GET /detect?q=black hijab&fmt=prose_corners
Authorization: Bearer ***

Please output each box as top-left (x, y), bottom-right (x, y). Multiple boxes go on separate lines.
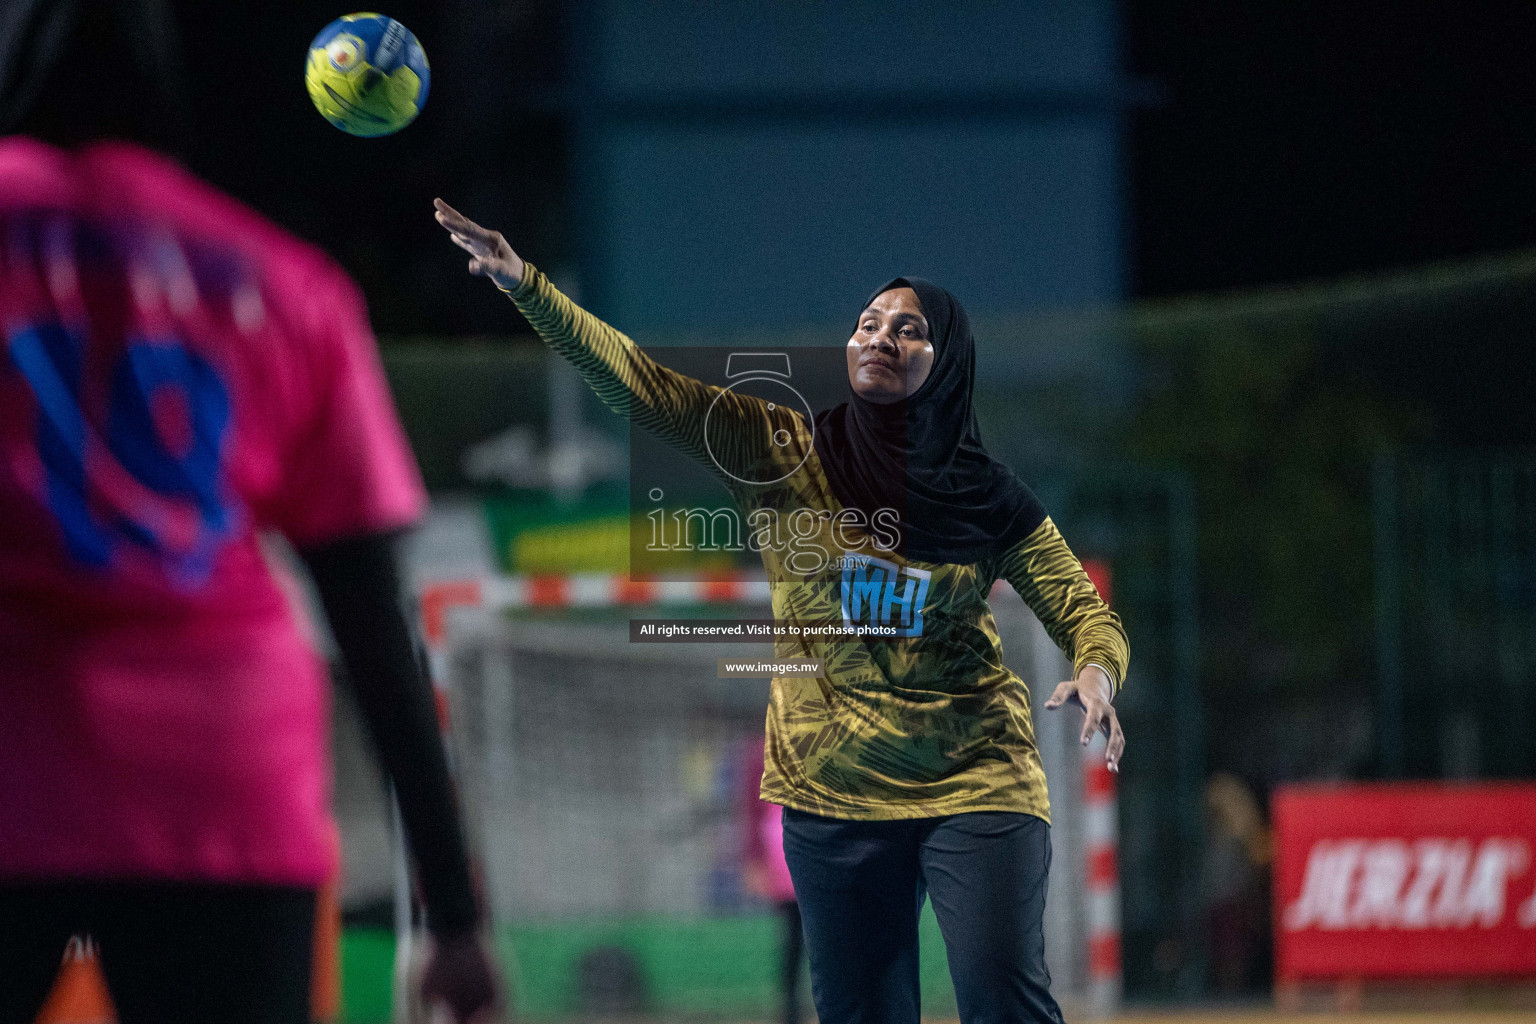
top-left (812, 277), bottom-right (1046, 564)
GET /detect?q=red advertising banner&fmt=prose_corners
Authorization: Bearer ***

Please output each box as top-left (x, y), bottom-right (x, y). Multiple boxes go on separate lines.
top-left (1273, 783), bottom-right (1536, 980)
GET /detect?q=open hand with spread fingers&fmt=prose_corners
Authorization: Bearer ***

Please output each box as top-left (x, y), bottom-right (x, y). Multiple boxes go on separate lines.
top-left (433, 198), bottom-right (525, 292)
top-left (1044, 665), bottom-right (1125, 773)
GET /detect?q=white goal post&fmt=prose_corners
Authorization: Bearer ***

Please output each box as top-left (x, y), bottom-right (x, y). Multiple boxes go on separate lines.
top-left (400, 573), bottom-right (1120, 1019)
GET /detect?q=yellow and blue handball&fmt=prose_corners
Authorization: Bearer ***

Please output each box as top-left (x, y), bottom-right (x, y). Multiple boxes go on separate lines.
top-left (305, 13), bottom-right (429, 137)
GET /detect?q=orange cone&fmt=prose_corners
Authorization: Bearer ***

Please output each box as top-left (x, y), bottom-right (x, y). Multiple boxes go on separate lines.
top-left (32, 886), bottom-right (339, 1024)
top-left (33, 937), bottom-right (116, 1024)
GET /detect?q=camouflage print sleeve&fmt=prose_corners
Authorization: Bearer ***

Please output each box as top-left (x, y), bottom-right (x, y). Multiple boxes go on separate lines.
top-left (994, 517), bottom-right (1130, 694)
top-left (504, 263), bottom-right (802, 485)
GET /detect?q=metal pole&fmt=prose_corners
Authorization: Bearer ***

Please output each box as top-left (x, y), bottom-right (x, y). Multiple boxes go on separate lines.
top-left (391, 792), bottom-right (413, 1023)
top-left (1371, 453), bottom-right (1404, 777)
top-left (1488, 463), bottom-right (1516, 776)
top-left (548, 356), bottom-right (586, 503)
top-left (1167, 472), bottom-right (1204, 997)
top-left (1083, 736), bottom-right (1122, 1019)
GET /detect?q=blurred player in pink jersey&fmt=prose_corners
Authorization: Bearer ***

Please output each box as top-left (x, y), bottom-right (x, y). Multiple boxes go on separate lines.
top-left (739, 740), bottom-right (804, 1024)
top-left (0, 2), bottom-right (500, 1021)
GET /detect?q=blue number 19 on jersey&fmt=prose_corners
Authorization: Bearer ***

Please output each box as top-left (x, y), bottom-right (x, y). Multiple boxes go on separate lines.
top-left (6, 320), bottom-right (238, 587)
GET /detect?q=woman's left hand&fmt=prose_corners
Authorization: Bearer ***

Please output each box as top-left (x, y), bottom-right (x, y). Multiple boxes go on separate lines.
top-left (1044, 666), bottom-right (1125, 773)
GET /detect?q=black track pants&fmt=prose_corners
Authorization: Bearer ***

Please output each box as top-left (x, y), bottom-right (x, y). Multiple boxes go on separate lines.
top-left (781, 808), bottom-right (1066, 1024)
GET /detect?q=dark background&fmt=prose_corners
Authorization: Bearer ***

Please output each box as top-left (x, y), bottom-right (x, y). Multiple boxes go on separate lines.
top-left (1130, 1), bottom-right (1536, 298)
top-left (1128, 1), bottom-right (1536, 450)
top-left (169, 1), bottom-right (1536, 443)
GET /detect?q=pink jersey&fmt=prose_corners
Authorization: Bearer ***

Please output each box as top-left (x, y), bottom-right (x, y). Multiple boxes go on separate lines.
top-left (0, 139), bottom-right (426, 887)
top-left (741, 740), bottom-right (795, 902)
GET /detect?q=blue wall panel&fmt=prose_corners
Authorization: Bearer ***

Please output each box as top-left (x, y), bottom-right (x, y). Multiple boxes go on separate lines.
top-left (570, 1), bottom-right (1127, 333)
top-left (589, 0), bottom-right (1118, 93)
top-left (599, 118), bottom-right (1122, 331)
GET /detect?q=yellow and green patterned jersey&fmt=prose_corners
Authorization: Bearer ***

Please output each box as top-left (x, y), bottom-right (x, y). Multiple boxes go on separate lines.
top-left (506, 265), bottom-right (1129, 823)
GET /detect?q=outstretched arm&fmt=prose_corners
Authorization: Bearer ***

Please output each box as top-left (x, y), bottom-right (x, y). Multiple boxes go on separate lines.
top-left (994, 518), bottom-right (1129, 772)
top-left (434, 199), bottom-right (800, 484)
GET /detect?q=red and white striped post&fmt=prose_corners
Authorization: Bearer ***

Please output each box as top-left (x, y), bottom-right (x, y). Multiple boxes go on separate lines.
top-left (1083, 740), bottom-right (1121, 1017)
top-left (418, 572), bottom-right (773, 669)
top-left (1078, 558), bottom-right (1121, 1019)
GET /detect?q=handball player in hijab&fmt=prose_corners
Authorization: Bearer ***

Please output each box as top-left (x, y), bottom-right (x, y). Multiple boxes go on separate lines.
top-left (437, 200), bottom-right (1129, 1024)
